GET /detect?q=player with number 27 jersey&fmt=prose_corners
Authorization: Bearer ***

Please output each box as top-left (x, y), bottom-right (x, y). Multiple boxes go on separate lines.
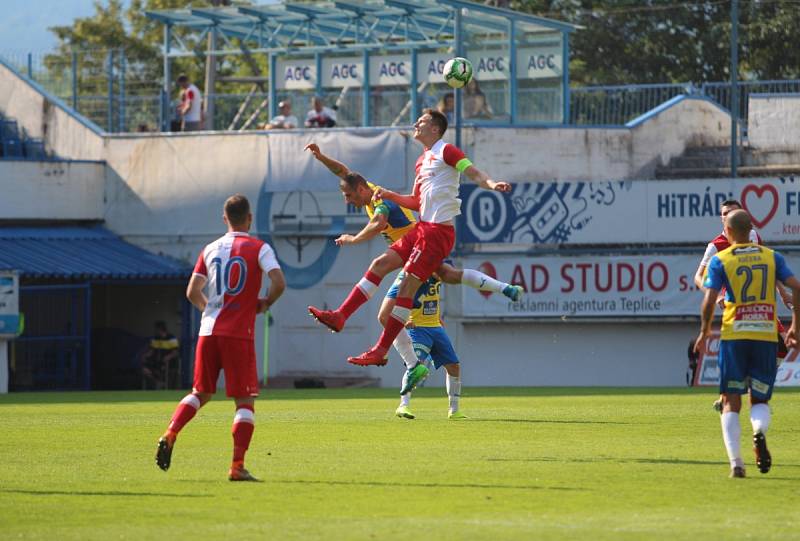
top-left (705, 243), bottom-right (792, 342)
top-left (193, 232), bottom-right (280, 339)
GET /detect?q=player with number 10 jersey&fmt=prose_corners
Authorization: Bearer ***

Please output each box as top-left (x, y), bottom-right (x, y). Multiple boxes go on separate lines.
top-left (192, 231), bottom-right (281, 396)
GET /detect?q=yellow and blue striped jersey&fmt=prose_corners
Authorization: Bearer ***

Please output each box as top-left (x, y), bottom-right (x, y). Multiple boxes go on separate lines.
top-left (410, 275), bottom-right (442, 328)
top-left (704, 243), bottom-right (794, 341)
top-left (365, 181), bottom-right (415, 244)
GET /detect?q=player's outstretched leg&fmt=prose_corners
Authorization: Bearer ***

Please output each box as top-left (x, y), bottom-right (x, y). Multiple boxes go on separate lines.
top-left (309, 271), bottom-right (382, 333)
top-left (440, 265), bottom-right (524, 302)
top-left (349, 296), bottom-right (414, 366)
top-left (750, 402), bottom-right (772, 474)
top-left (156, 393), bottom-right (204, 471)
top-left (229, 402), bottom-right (261, 481)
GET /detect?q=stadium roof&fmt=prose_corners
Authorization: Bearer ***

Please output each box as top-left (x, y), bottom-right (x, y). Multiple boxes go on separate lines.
top-left (0, 226), bottom-right (190, 281)
top-left (146, 0), bottom-right (578, 56)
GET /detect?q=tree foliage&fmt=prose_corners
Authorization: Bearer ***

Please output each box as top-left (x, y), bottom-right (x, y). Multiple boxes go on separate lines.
top-left (510, 0), bottom-right (800, 85)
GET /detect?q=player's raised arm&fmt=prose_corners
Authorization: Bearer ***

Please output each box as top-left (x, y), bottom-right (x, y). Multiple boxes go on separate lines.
top-left (373, 182), bottom-right (421, 212)
top-left (336, 212), bottom-right (389, 246)
top-left (305, 143), bottom-right (350, 179)
top-left (462, 165), bottom-right (511, 192)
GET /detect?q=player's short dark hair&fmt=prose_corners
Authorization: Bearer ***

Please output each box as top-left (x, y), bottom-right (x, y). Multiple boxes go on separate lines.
top-left (721, 199), bottom-right (742, 209)
top-left (423, 108), bottom-right (448, 136)
top-left (224, 194), bottom-right (250, 226)
top-left (726, 208), bottom-right (752, 235)
top-left (343, 172), bottom-right (368, 190)
top-left (176, 74), bottom-right (188, 84)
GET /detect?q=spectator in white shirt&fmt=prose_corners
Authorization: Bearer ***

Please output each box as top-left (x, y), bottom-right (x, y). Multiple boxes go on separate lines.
top-left (305, 96), bottom-right (337, 128)
top-left (264, 100), bottom-right (299, 130)
top-left (176, 74), bottom-right (203, 131)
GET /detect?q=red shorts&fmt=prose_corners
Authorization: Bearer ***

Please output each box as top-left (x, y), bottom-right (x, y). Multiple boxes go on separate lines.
top-left (390, 221), bottom-right (455, 282)
top-left (193, 335), bottom-right (259, 397)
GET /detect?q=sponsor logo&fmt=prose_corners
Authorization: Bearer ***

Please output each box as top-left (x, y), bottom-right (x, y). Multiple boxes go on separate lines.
top-left (741, 183), bottom-right (779, 229)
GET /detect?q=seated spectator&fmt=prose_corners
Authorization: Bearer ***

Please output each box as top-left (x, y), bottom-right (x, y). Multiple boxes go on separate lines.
top-left (464, 79), bottom-right (493, 119)
top-left (437, 93), bottom-right (454, 124)
top-left (264, 100), bottom-right (299, 130)
top-left (142, 321), bottom-right (180, 389)
top-left (305, 96), bottom-right (337, 128)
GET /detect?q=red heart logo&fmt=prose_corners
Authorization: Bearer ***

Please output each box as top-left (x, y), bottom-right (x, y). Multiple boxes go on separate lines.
top-left (741, 184), bottom-right (779, 229)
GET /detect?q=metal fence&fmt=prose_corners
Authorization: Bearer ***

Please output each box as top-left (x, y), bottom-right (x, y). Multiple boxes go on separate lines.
top-left (4, 49), bottom-right (800, 132)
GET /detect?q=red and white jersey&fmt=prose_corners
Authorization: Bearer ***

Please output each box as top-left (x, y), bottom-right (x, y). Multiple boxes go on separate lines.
top-left (699, 229), bottom-right (761, 268)
top-left (414, 139), bottom-right (469, 223)
top-left (192, 232), bottom-right (280, 340)
top-left (181, 83), bottom-right (202, 122)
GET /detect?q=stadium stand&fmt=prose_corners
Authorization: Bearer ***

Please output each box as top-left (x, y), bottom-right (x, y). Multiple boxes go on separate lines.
top-left (0, 110), bottom-right (48, 160)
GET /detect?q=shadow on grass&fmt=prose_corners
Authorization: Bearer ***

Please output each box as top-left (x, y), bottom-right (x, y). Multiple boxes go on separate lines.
top-left (1, 488), bottom-right (211, 498)
top-left (470, 418), bottom-right (632, 425)
top-left (486, 456), bottom-right (800, 468)
top-left (271, 478), bottom-right (585, 492)
top-left (3, 387), bottom-right (800, 405)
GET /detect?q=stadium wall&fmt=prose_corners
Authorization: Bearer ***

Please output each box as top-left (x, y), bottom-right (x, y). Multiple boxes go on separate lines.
top-left (0, 160), bottom-right (105, 220)
top-left (748, 94), bottom-right (800, 151)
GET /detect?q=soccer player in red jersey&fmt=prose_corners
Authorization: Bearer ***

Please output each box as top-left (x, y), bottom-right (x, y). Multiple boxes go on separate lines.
top-left (308, 109), bottom-right (511, 366)
top-left (156, 194), bottom-right (285, 482)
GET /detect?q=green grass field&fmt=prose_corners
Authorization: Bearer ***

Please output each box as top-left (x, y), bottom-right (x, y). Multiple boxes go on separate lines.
top-left (1, 387), bottom-right (799, 540)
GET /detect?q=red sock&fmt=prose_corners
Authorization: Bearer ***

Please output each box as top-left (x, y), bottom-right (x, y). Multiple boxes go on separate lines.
top-left (339, 271), bottom-right (382, 318)
top-left (377, 297), bottom-right (413, 350)
top-left (232, 404), bottom-right (255, 465)
top-left (167, 394), bottom-right (201, 435)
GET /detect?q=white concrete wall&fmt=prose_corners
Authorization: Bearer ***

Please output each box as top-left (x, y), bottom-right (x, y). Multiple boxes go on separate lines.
top-left (468, 96), bottom-right (732, 182)
top-left (748, 94), bottom-right (800, 151)
top-left (0, 160), bottom-right (105, 220)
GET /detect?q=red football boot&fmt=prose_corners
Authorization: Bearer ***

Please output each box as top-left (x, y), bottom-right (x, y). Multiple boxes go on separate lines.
top-left (348, 346), bottom-right (389, 366)
top-left (308, 306), bottom-right (345, 333)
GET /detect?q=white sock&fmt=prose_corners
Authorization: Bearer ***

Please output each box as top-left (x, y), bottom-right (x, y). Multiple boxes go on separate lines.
top-left (399, 392), bottom-right (411, 407)
top-left (393, 330), bottom-right (418, 369)
top-left (461, 269), bottom-right (507, 294)
top-left (750, 403), bottom-right (771, 435)
top-left (446, 373), bottom-right (461, 413)
top-left (721, 411), bottom-right (743, 468)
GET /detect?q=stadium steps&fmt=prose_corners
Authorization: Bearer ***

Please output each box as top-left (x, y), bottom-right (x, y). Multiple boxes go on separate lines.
top-left (0, 112), bottom-right (50, 160)
top-left (265, 372), bottom-right (381, 389)
top-left (656, 146), bottom-right (800, 178)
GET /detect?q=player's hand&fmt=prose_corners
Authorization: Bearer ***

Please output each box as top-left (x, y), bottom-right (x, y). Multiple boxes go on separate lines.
top-left (787, 324), bottom-right (799, 349)
top-left (256, 298), bottom-right (271, 314)
top-left (404, 321), bottom-right (416, 329)
top-left (716, 294), bottom-right (726, 310)
top-left (372, 186), bottom-right (392, 202)
top-left (488, 180), bottom-right (512, 193)
top-left (335, 234), bottom-right (355, 246)
top-left (693, 332), bottom-right (708, 358)
top-left (304, 143), bottom-right (321, 158)
top-left (781, 290), bottom-right (794, 309)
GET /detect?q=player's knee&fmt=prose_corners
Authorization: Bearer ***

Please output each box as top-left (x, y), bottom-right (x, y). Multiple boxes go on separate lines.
top-left (194, 392), bottom-right (212, 406)
top-left (438, 267), bottom-right (459, 284)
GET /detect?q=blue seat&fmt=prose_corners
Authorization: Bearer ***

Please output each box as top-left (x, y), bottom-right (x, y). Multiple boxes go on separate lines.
top-left (2, 137), bottom-right (23, 157)
top-left (23, 139), bottom-right (46, 159)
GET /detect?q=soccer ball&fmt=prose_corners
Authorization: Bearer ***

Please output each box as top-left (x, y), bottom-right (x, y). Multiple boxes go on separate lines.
top-left (443, 57), bottom-right (473, 89)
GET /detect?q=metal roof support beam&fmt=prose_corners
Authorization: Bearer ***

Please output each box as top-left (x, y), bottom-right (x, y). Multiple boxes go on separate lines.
top-left (454, 6), bottom-right (462, 149)
top-left (509, 18), bottom-right (517, 125)
top-left (562, 32), bottom-right (570, 124)
top-left (362, 49), bottom-right (370, 127)
top-left (161, 23), bottom-right (171, 132)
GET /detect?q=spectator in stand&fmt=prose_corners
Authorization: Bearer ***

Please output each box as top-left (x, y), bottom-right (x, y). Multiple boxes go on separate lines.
top-left (437, 93), bottom-right (454, 124)
top-left (142, 321), bottom-right (180, 389)
top-left (264, 100), bottom-right (299, 130)
top-left (305, 96), bottom-right (337, 128)
top-left (464, 79), bottom-right (493, 119)
top-left (176, 74), bottom-right (203, 131)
